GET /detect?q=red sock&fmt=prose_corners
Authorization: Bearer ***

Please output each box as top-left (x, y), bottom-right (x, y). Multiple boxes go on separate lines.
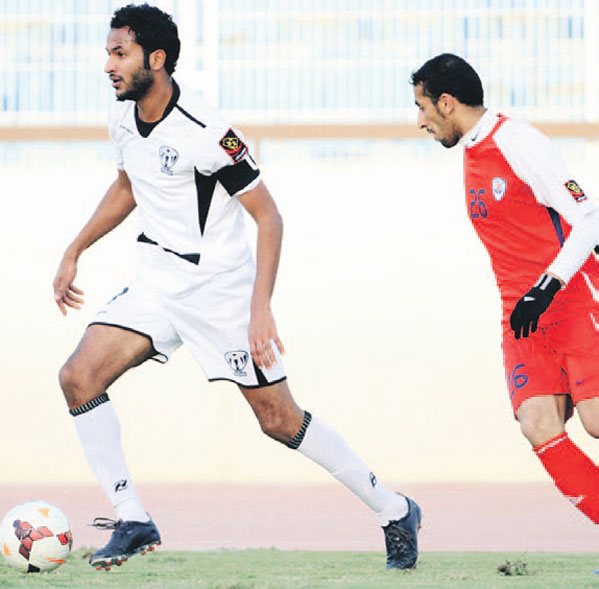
top-left (534, 432), bottom-right (599, 523)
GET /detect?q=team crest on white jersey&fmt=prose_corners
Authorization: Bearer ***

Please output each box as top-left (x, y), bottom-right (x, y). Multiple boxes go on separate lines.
top-left (225, 351), bottom-right (249, 376)
top-left (159, 145), bottom-right (179, 175)
top-left (565, 179), bottom-right (587, 203)
top-left (492, 177), bottom-right (507, 201)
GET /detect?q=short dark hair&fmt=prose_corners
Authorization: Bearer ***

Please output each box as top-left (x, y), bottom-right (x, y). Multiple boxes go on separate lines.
top-left (411, 53), bottom-right (484, 107)
top-left (111, 3), bottom-right (180, 75)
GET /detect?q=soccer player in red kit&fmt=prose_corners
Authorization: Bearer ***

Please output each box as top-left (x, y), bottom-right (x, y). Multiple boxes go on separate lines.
top-left (411, 53), bottom-right (599, 524)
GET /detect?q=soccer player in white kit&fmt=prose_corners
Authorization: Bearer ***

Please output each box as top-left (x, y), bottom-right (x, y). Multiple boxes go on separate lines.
top-left (53, 3), bottom-right (420, 570)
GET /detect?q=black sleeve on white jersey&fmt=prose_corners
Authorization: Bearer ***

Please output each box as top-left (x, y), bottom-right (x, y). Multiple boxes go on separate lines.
top-left (215, 159), bottom-right (260, 196)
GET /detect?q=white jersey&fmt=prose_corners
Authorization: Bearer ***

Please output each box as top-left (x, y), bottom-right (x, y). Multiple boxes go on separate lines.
top-left (108, 81), bottom-right (260, 275)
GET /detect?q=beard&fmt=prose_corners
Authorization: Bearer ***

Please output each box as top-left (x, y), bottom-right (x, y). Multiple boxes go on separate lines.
top-left (434, 112), bottom-right (461, 148)
top-left (439, 129), bottom-right (461, 148)
top-left (116, 66), bottom-right (154, 102)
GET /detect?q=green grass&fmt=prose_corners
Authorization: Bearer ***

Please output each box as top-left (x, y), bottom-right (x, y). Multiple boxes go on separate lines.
top-left (2, 549), bottom-right (599, 588)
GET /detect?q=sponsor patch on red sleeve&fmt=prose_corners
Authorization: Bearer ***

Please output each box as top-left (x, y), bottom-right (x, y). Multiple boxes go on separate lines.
top-left (219, 128), bottom-right (248, 163)
top-left (565, 180), bottom-right (587, 203)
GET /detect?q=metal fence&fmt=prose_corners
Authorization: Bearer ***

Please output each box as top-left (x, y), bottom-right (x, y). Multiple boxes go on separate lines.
top-left (1, 0), bottom-right (598, 126)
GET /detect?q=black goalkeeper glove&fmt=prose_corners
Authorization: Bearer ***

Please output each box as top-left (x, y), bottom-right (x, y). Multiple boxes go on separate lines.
top-left (509, 274), bottom-right (562, 340)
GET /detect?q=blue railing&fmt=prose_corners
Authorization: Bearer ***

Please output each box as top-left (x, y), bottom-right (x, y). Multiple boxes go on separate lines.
top-left (0, 0), bottom-right (596, 125)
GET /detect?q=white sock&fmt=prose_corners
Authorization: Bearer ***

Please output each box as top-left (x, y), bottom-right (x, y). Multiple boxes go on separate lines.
top-left (295, 414), bottom-right (408, 526)
top-left (71, 395), bottom-right (150, 523)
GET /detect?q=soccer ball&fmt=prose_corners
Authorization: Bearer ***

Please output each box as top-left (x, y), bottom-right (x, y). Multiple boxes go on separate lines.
top-left (0, 500), bottom-right (72, 573)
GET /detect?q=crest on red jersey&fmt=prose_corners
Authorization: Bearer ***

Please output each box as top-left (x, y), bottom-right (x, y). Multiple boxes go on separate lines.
top-left (492, 177), bottom-right (507, 201)
top-left (565, 180), bottom-right (587, 203)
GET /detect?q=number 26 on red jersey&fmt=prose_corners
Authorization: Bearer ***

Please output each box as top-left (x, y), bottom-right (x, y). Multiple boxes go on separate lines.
top-left (469, 188), bottom-right (488, 219)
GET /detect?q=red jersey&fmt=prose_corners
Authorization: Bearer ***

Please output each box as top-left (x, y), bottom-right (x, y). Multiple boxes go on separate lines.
top-left (462, 111), bottom-right (599, 331)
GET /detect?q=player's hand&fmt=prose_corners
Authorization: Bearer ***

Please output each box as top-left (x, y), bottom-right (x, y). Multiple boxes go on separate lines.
top-left (509, 274), bottom-right (562, 339)
top-left (248, 306), bottom-right (285, 371)
top-left (53, 254), bottom-right (84, 316)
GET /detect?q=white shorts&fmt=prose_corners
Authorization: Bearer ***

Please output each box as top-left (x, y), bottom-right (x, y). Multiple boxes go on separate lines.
top-left (90, 245), bottom-right (286, 388)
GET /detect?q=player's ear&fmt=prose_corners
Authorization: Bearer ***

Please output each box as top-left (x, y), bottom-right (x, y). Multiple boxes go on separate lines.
top-left (438, 93), bottom-right (457, 115)
top-left (149, 48), bottom-right (166, 71)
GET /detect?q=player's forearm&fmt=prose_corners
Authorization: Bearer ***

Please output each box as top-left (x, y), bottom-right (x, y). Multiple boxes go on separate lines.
top-left (65, 178), bottom-right (136, 260)
top-left (251, 211), bottom-right (283, 311)
top-left (546, 208), bottom-right (599, 284)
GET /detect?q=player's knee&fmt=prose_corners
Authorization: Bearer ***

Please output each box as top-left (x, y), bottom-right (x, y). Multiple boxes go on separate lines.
top-left (58, 361), bottom-right (74, 394)
top-left (258, 413), bottom-right (289, 443)
top-left (58, 360), bottom-right (98, 409)
top-left (255, 406), bottom-right (294, 444)
top-left (581, 421), bottom-right (599, 439)
top-left (519, 415), bottom-right (563, 447)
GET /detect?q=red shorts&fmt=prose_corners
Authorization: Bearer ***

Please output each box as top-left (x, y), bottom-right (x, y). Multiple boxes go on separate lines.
top-left (502, 311), bottom-right (599, 419)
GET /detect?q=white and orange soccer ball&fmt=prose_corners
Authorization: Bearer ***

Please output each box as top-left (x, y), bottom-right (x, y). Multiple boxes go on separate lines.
top-left (0, 500), bottom-right (72, 573)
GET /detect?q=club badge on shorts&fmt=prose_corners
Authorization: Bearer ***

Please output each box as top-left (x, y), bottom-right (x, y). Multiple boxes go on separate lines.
top-left (565, 180), bottom-right (587, 203)
top-left (225, 351), bottom-right (249, 376)
top-left (159, 145), bottom-right (179, 175)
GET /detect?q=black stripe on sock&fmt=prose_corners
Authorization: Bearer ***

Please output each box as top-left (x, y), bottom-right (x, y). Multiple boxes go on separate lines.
top-left (286, 410), bottom-right (312, 449)
top-left (69, 393), bottom-right (110, 417)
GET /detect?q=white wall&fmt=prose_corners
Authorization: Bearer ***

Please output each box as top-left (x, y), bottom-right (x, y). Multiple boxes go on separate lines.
top-left (1, 138), bottom-right (598, 485)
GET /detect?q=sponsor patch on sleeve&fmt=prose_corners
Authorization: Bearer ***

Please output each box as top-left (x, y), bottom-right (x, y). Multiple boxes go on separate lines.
top-left (219, 128), bottom-right (248, 163)
top-left (565, 180), bottom-right (587, 203)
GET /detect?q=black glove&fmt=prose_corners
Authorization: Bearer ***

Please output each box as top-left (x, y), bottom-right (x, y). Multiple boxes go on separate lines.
top-left (509, 274), bottom-right (562, 340)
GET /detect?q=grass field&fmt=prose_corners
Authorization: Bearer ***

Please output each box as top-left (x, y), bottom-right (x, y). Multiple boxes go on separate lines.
top-left (2, 549), bottom-right (599, 588)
